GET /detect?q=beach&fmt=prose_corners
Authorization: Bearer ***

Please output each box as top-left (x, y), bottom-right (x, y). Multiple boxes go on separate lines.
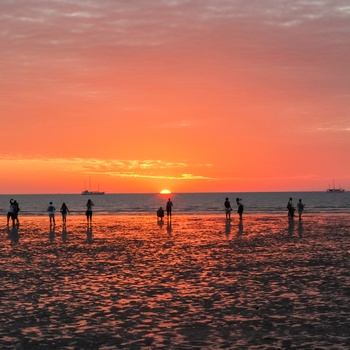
top-left (1, 214), bottom-right (349, 349)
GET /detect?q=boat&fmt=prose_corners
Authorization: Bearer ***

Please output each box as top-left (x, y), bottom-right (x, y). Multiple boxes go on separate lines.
top-left (81, 190), bottom-right (105, 195)
top-left (327, 180), bottom-right (345, 192)
top-left (81, 178), bottom-right (105, 195)
top-left (327, 188), bottom-right (345, 193)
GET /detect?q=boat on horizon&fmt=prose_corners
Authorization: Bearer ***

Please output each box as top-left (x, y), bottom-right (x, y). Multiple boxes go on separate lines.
top-left (81, 190), bottom-right (105, 195)
top-left (81, 178), bottom-right (105, 195)
top-left (327, 180), bottom-right (345, 193)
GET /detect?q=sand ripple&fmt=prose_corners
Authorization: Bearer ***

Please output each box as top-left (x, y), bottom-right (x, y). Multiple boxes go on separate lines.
top-left (0, 214), bottom-right (350, 349)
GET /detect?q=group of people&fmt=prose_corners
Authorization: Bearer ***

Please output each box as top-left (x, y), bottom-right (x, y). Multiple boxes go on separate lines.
top-left (46, 199), bottom-right (95, 226)
top-left (6, 196), bottom-right (305, 226)
top-left (157, 198), bottom-right (173, 220)
top-left (224, 197), bottom-right (244, 221)
top-left (6, 199), bottom-right (20, 226)
top-left (224, 197), bottom-right (305, 221)
top-left (287, 197), bottom-right (305, 220)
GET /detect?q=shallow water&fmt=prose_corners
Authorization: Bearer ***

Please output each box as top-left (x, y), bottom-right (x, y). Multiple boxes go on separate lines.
top-left (1, 191), bottom-right (350, 216)
top-left (0, 214), bottom-right (349, 349)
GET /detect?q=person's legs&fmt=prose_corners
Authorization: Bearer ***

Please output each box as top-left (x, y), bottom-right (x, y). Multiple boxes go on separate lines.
top-left (7, 213), bottom-right (11, 225)
top-left (49, 214), bottom-right (55, 225)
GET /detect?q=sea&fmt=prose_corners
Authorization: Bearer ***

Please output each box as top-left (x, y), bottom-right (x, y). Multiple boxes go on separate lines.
top-left (1, 194), bottom-right (350, 348)
top-left (1, 191), bottom-right (350, 216)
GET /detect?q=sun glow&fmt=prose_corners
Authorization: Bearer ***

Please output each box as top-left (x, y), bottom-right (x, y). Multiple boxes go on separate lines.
top-left (160, 189), bottom-right (171, 194)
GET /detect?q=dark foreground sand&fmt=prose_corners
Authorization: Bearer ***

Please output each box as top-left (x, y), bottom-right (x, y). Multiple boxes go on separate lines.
top-left (1, 214), bottom-right (349, 349)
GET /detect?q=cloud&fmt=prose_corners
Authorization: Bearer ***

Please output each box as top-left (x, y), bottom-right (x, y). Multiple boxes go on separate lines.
top-left (3, 1), bottom-right (347, 48)
top-left (0, 156), bottom-right (213, 180)
top-left (112, 173), bottom-right (213, 180)
top-left (309, 117), bottom-right (350, 133)
top-left (316, 127), bottom-right (350, 132)
top-left (155, 120), bottom-right (196, 129)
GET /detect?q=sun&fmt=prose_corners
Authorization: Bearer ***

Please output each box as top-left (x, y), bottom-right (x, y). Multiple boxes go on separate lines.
top-left (160, 189), bottom-right (171, 194)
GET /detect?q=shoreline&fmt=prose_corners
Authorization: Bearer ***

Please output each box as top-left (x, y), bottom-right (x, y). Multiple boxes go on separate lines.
top-left (2, 211), bottom-right (350, 223)
top-left (2, 213), bottom-right (350, 242)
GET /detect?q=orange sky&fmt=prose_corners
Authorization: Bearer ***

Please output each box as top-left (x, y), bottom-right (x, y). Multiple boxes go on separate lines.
top-left (1, 0), bottom-right (349, 194)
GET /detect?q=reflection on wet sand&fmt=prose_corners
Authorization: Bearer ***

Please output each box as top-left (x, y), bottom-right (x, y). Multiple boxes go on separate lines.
top-left (298, 220), bottom-right (304, 238)
top-left (166, 221), bottom-right (172, 234)
top-left (288, 217), bottom-right (295, 237)
top-left (225, 220), bottom-right (231, 235)
top-left (0, 214), bottom-right (349, 349)
top-left (61, 225), bottom-right (67, 243)
top-left (237, 220), bottom-right (243, 236)
top-left (49, 225), bottom-right (55, 243)
top-left (157, 218), bottom-right (165, 231)
top-left (7, 224), bottom-right (19, 245)
top-left (86, 226), bottom-right (93, 244)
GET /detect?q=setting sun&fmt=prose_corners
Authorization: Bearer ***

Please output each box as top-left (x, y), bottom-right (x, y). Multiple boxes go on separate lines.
top-left (160, 189), bottom-right (171, 194)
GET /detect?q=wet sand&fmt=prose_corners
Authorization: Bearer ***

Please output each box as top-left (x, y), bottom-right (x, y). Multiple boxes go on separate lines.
top-left (1, 214), bottom-right (349, 349)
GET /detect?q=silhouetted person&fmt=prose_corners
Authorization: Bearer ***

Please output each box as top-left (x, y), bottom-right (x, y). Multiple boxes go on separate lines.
top-left (47, 201), bottom-right (56, 226)
top-left (236, 198), bottom-right (244, 220)
top-left (60, 202), bottom-right (70, 224)
top-left (13, 200), bottom-right (20, 225)
top-left (287, 197), bottom-right (294, 219)
top-left (7, 199), bottom-right (15, 226)
top-left (157, 207), bottom-right (164, 220)
top-left (166, 198), bottom-right (173, 218)
top-left (224, 197), bottom-right (232, 220)
top-left (86, 199), bottom-right (94, 224)
top-left (297, 199), bottom-right (305, 221)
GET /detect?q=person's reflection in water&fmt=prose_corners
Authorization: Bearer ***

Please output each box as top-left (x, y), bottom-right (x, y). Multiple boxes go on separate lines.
top-left (237, 220), bottom-right (244, 236)
top-left (157, 219), bottom-right (164, 229)
top-left (288, 218), bottom-right (295, 237)
top-left (86, 226), bottom-right (93, 244)
top-left (166, 221), bottom-right (172, 235)
top-left (298, 220), bottom-right (303, 238)
top-left (225, 220), bottom-right (231, 235)
top-left (62, 225), bottom-right (67, 243)
top-left (8, 225), bottom-right (19, 245)
top-left (49, 225), bottom-right (55, 243)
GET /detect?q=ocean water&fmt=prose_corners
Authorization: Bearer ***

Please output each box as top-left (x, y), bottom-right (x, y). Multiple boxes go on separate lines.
top-left (1, 192), bottom-right (350, 216)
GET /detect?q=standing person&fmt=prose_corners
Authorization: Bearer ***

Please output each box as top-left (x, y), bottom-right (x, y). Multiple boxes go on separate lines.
top-left (287, 197), bottom-right (294, 219)
top-left (236, 198), bottom-right (244, 220)
top-left (60, 202), bottom-right (70, 225)
top-left (297, 199), bottom-right (305, 221)
top-left (224, 197), bottom-right (232, 220)
top-left (86, 199), bottom-right (94, 224)
top-left (13, 200), bottom-right (20, 225)
top-left (47, 201), bottom-right (56, 226)
top-left (166, 198), bottom-right (173, 219)
top-left (7, 199), bottom-right (15, 225)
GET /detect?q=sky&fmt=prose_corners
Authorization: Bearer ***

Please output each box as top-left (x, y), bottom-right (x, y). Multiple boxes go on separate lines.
top-left (1, 0), bottom-right (350, 194)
